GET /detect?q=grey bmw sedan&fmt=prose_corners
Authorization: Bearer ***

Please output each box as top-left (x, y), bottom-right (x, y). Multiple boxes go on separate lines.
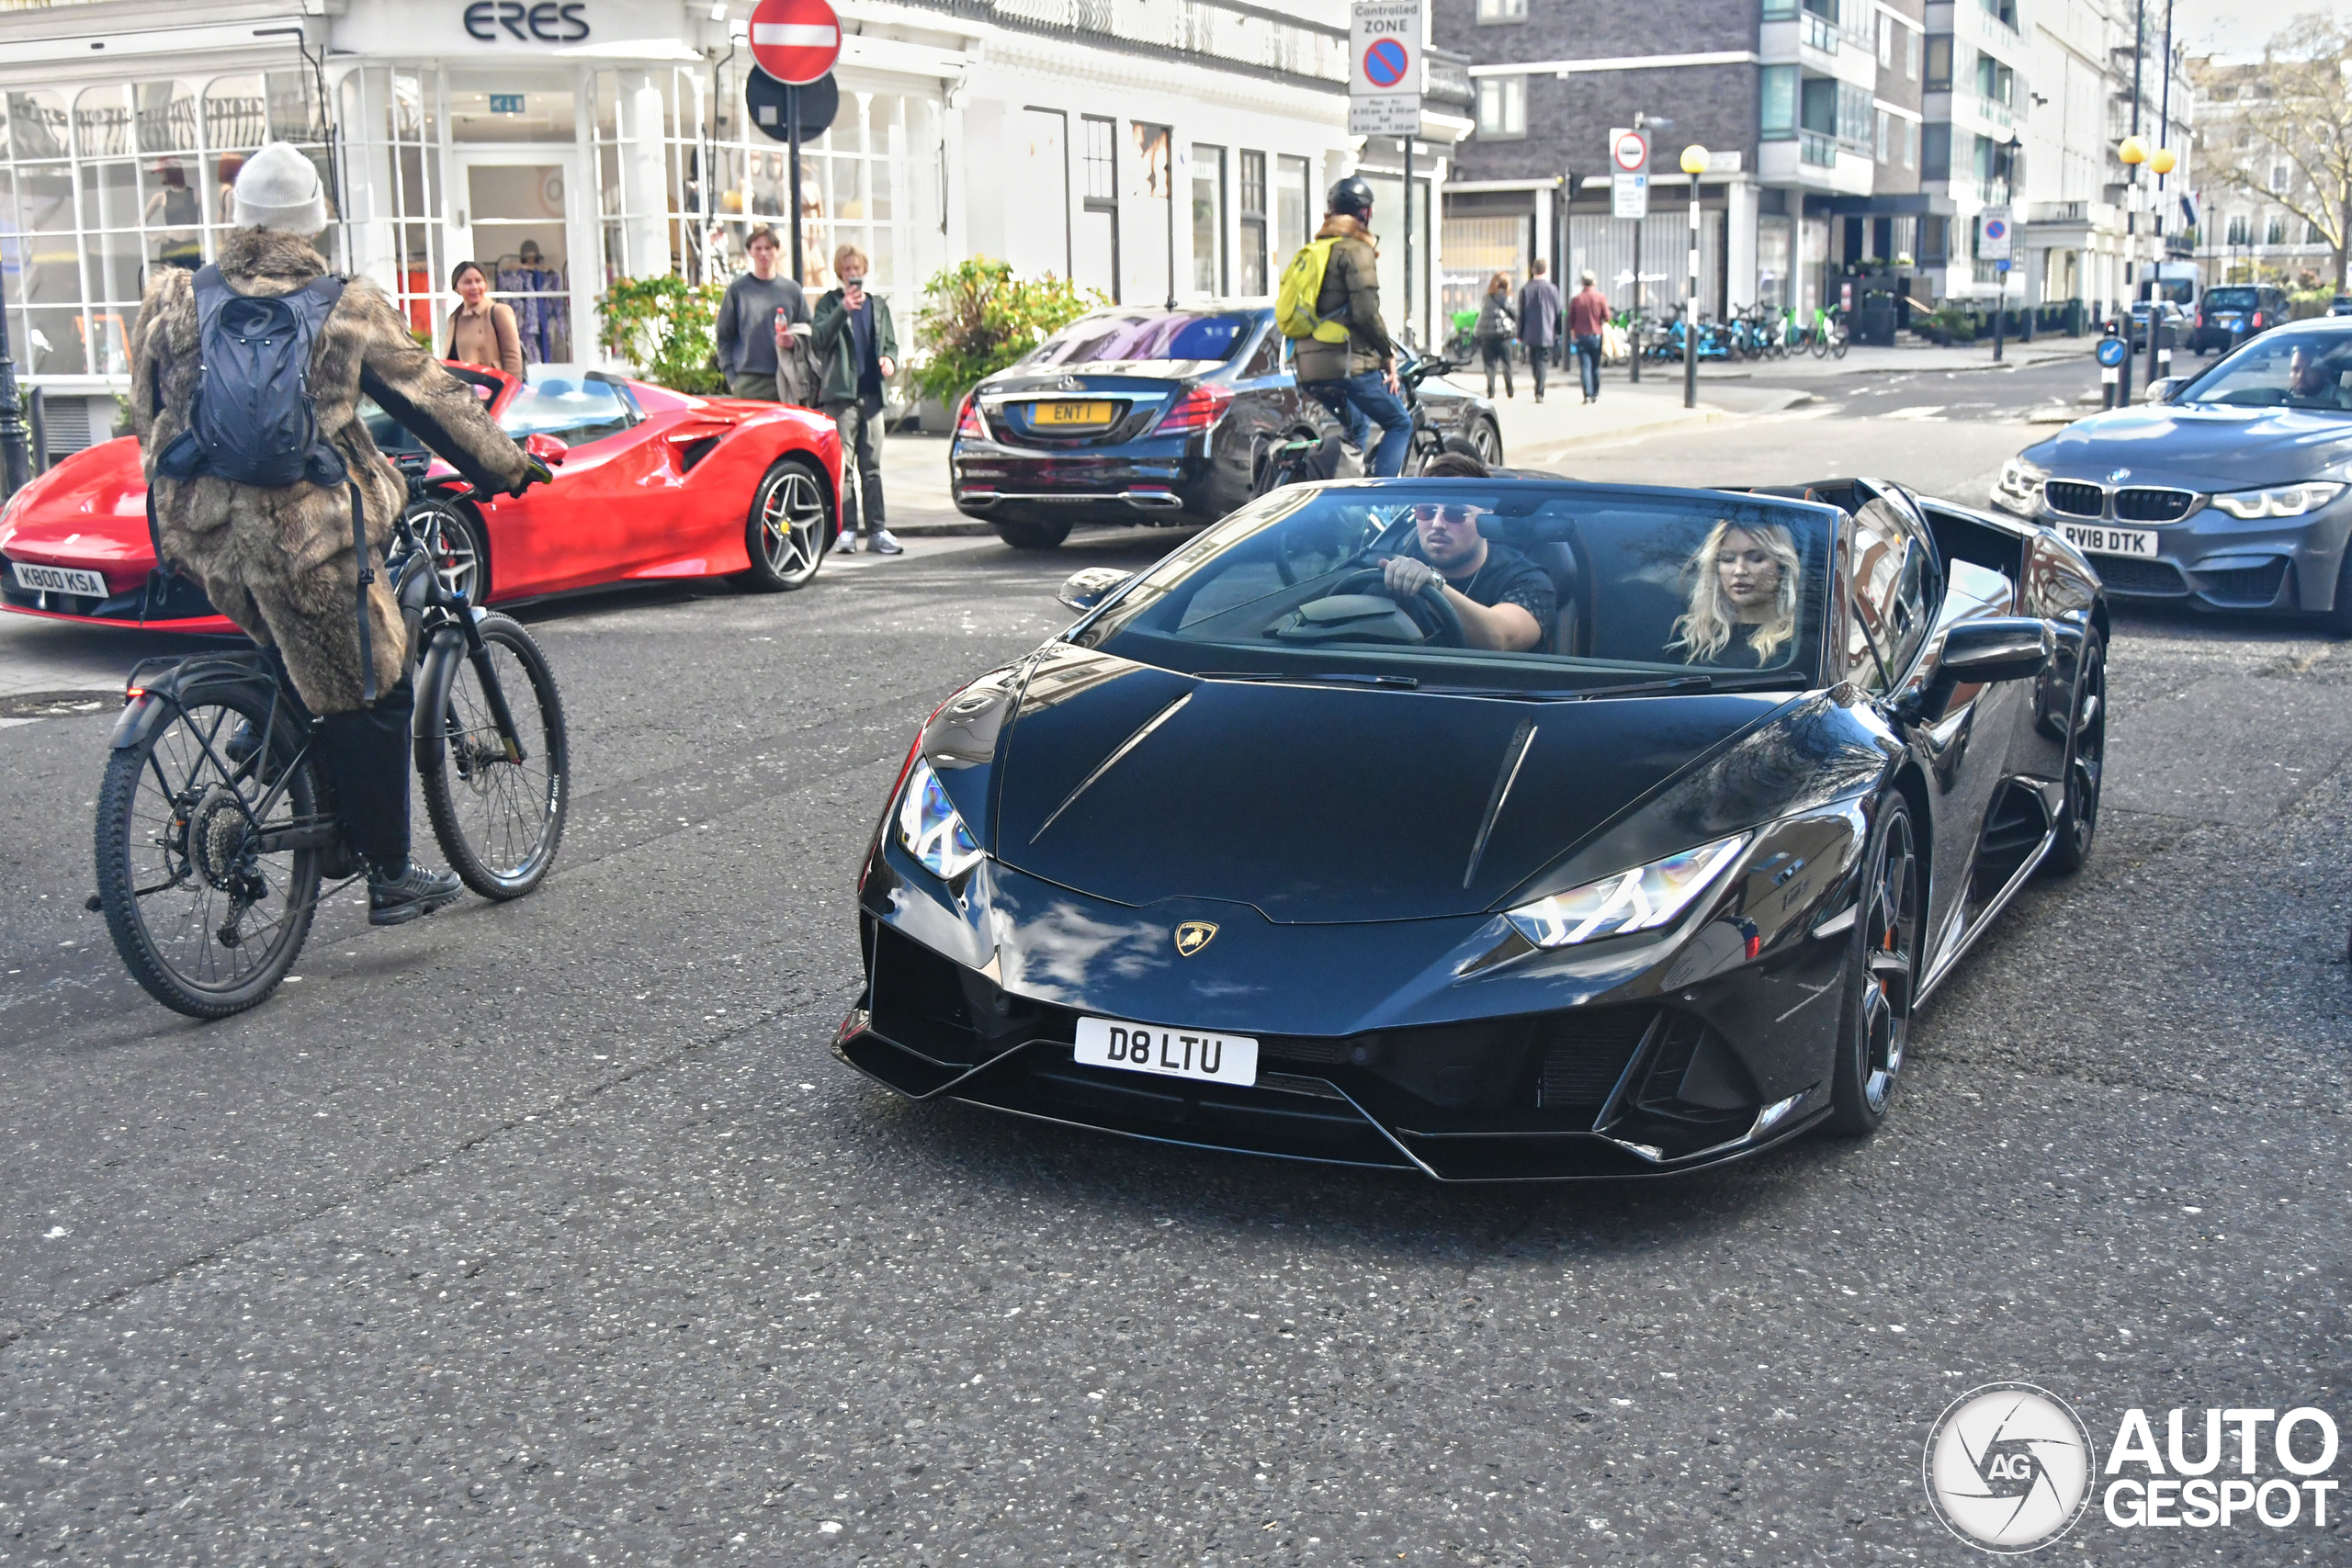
top-left (1993, 319), bottom-right (2352, 628)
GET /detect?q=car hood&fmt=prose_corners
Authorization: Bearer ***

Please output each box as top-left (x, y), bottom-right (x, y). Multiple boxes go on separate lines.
top-left (0, 437), bottom-right (153, 578)
top-left (2023, 404), bottom-right (2352, 489)
top-left (982, 649), bottom-right (1794, 923)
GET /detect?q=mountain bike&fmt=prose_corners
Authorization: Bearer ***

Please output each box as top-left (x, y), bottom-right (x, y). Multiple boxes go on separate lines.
top-left (93, 455), bottom-right (569, 1019)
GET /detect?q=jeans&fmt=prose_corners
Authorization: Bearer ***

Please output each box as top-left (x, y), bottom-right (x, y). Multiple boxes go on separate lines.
top-left (829, 401), bottom-right (885, 535)
top-left (727, 370), bottom-right (780, 401)
top-left (1480, 338), bottom-right (1513, 400)
top-left (1524, 343), bottom-right (1548, 399)
top-left (1574, 334), bottom-right (1603, 400)
top-left (1306, 371), bottom-right (1413, 479)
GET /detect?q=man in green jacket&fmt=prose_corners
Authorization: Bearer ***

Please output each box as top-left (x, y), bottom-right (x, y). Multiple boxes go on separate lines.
top-left (809, 244), bottom-right (902, 556)
top-left (1293, 177), bottom-right (1410, 478)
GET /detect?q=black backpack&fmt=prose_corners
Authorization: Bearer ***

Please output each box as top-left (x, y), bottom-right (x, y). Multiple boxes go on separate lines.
top-left (153, 266), bottom-right (385, 702)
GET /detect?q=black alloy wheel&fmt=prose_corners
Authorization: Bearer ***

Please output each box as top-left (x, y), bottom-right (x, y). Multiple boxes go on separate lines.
top-left (410, 499), bottom-right (487, 604)
top-left (1826, 794), bottom-right (1919, 1136)
top-left (743, 458), bottom-right (831, 591)
top-left (994, 521), bottom-right (1072, 550)
top-left (2046, 632), bottom-right (2106, 875)
top-left (1467, 419), bottom-right (1504, 467)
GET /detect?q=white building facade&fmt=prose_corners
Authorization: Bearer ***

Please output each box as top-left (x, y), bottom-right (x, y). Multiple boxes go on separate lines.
top-left (0, 0), bottom-right (1453, 453)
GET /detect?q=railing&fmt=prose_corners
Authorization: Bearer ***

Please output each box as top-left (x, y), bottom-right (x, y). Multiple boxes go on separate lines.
top-left (1800, 11), bottom-right (1838, 52)
top-left (1801, 130), bottom-right (1838, 167)
top-left (960, 0), bottom-right (1351, 83)
top-left (1972, 91), bottom-right (2013, 130)
top-left (2030, 200), bottom-right (2086, 223)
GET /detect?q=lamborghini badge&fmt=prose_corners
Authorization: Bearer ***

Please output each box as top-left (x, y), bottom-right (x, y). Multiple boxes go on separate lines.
top-left (1173, 920), bottom-right (1218, 957)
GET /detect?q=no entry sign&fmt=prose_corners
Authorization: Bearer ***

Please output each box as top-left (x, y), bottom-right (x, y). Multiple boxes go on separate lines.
top-left (750, 0), bottom-right (842, 86)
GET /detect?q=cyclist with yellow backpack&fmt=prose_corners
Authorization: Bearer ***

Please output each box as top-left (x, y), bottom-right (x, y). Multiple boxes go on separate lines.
top-left (1275, 177), bottom-right (1411, 477)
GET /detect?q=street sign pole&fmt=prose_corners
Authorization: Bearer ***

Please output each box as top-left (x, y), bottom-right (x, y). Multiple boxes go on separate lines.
top-left (1609, 128), bottom-right (1649, 387)
top-left (1992, 260), bottom-right (2007, 364)
top-left (1630, 223), bottom-right (1641, 384)
top-left (786, 82), bottom-right (803, 284)
top-left (750, 0), bottom-right (843, 286)
top-left (1403, 137), bottom-right (1413, 347)
top-left (1351, 1), bottom-right (1425, 345)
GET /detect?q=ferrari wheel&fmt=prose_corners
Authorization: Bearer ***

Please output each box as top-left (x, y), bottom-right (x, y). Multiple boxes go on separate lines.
top-left (410, 498), bottom-right (487, 604)
top-left (1826, 794), bottom-right (1918, 1137)
top-left (2046, 632), bottom-right (2105, 875)
top-left (744, 458), bottom-right (831, 591)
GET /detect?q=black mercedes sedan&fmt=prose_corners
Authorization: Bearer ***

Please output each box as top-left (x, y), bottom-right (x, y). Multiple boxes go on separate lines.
top-left (1994, 318), bottom-right (2352, 626)
top-left (838, 474), bottom-right (2108, 1179)
top-left (948, 303), bottom-right (1503, 550)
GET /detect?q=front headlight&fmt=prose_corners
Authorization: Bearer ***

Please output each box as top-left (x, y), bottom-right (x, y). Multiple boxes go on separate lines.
top-left (2209, 482), bottom-right (2345, 520)
top-left (895, 756), bottom-right (985, 880)
top-left (1993, 457), bottom-right (2046, 515)
top-left (1505, 834), bottom-right (1750, 949)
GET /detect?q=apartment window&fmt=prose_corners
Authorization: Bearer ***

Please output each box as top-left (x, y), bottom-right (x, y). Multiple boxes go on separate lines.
top-left (2312, 219), bottom-right (2328, 244)
top-left (1838, 84), bottom-right (1873, 149)
top-left (1761, 65), bottom-right (1798, 139)
top-left (1921, 122), bottom-right (1951, 180)
top-left (1905, 28), bottom-right (1921, 78)
top-left (1925, 35), bottom-right (1952, 91)
top-left (1080, 113), bottom-right (1120, 302)
top-left (2269, 162), bottom-right (2290, 192)
top-left (1476, 0), bottom-right (1528, 19)
top-left (2267, 215), bottom-right (2287, 246)
top-left (1801, 77), bottom-right (1838, 137)
top-left (1477, 76), bottom-right (1526, 139)
top-left (1904, 118), bottom-right (1917, 169)
top-left (1191, 143), bottom-right (1227, 295)
top-left (1238, 150), bottom-right (1267, 295)
top-left (1762, 0), bottom-right (1797, 17)
top-left (1876, 109), bottom-right (1892, 162)
top-left (1877, 15), bottom-right (1894, 67)
top-left (2225, 213), bottom-right (2248, 245)
top-left (1276, 153), bottom-right (1312, 258)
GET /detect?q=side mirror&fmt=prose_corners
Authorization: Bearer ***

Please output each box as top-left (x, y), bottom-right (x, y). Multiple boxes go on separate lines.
top-left (2145, 377), bottom-right (2186, 404)
top-left (1899, 617), bottom-right (2053, 725)
top-left (1939, 616), bottom-right (2053, 683)
top-left (523, 433), bottom-right (570, 465)
top-left (1056, 566), bottom-right (1134, 613)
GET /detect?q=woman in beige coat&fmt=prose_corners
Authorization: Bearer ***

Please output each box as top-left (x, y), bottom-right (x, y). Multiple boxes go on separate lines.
top-left (444, 259), bottom-right (524, 378)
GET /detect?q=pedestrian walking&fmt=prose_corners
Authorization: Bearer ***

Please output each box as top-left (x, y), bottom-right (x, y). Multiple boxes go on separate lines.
top-left (1567, 270), bottom-right (1610, 404)
top-left (714, 226), bottom-right (812, 404)
top-left (444, 260), bottom-right (525, 378)
top-left (1475, 273), bottom-right (1518, 400)
top-left (811, 244), bottom-right (903, 556)
top-left (1276, 176), bottom-right (1411, 478)
top-left (1516, 259), bottom-right (1562, 404)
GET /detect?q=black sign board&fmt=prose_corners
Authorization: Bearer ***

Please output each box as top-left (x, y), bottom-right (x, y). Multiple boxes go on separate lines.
top-left (746, 67), bottom-right (838, 144)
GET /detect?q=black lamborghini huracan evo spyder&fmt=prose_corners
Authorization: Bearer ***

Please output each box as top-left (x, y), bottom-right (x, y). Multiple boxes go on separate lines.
top-left (838, 476), bottom-right (2108, 1179)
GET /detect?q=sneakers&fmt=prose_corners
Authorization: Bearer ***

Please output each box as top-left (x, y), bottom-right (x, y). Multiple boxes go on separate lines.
top-left (838, 530), bottom-right (860, 555)
top-left (368, 863), bottom-right (463, 927)
top-left (869, 528), bottom-right (905, 556)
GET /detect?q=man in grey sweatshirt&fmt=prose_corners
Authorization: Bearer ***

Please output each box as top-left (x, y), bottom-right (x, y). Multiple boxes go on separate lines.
top-left (715, 226), bottom-right (810, 402)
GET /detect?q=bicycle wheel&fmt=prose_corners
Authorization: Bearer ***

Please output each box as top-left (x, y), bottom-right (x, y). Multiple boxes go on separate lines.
top-left (417, 612), bottom-right (569, 899)
top-left (95, 681), bottom-right (322, 1018)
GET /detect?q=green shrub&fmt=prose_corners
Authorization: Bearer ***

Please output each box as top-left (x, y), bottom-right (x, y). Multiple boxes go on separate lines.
top-left (595, 274), bottom-right (728, 395)
top-left (911, 258), bottom-right (1106, 406)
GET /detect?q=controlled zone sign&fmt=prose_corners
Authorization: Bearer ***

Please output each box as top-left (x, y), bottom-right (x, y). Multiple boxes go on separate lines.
top-left (1350, 0), bottom-right (1422, 136)
top-left (749, 0), bottom-right (842, 86)
top-left (1609, 126), bottom-right (1648, 220)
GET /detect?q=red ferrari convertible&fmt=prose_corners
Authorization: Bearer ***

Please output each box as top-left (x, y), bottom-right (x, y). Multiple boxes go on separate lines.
top-left (0, 365), bottom-right (842, 633)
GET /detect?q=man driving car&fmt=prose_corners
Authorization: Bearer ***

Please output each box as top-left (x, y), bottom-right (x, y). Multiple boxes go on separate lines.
top-left (1379, 500), bottom-right (1555, 652)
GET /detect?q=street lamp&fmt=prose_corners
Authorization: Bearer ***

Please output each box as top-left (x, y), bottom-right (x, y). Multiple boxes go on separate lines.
top-left (1681, 143), bottom-right (1707, 411)
top-left (2118, 134), bottom-right (2147, 404)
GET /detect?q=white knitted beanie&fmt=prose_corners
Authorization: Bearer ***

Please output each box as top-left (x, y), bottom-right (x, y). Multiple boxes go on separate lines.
top-left (232, 142), bottom-right (330, 235)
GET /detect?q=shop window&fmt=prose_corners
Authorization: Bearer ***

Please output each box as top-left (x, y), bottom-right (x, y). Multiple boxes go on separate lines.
top-left (1192, 143), bottom-right (1226, 295)
top-left (1238, 150), bottom-right (1268, 295)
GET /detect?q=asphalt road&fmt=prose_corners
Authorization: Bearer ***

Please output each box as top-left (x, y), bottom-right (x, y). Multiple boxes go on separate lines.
top-left (4, 403), bottom-right (2349, 1564)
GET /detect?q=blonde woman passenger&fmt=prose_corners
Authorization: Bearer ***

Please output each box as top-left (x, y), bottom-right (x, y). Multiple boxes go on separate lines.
top-left (1670, 520), bottom-right (1802, 666)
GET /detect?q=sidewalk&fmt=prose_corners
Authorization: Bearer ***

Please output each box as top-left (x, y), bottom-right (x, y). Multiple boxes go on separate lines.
top-left (1696, 337), bottom-right (2093, 381)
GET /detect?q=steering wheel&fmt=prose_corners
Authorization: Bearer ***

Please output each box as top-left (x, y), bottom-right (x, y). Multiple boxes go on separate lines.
top-left (1324, 563), bottom-right (1466, 648)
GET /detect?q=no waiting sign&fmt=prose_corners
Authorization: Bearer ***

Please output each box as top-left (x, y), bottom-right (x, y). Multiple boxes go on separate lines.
top-left (750, 0), bottom-right (842, 86)
top-left (1611, 128), bottom-right (1649, 174)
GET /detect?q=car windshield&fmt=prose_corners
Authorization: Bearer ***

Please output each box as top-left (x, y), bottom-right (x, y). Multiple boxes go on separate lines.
top-left (1069, 481), bottom-right (1832, 691)
top-left (2204, 288), bottom-right (2258, 310)
top-left (500, 370), bottom-right (633, 446)
top-left (1024, 311), bottom-right (1253, 370)
top-left (2178, 332), bottom-right (2352, 414)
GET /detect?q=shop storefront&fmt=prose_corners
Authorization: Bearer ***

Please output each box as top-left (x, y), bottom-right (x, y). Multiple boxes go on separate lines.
top-left (0, 0), bottom-right (1443, 460)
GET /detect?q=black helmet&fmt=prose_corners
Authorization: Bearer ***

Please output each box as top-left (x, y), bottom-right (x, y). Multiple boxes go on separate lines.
top-left (1327, 176), bottom-right (1374, 220)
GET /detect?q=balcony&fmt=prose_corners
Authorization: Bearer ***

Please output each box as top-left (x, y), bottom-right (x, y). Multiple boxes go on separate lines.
top-left (1801, 10), bottom-right (1837, 51)
top-left (1802, 130), bottom-right (1838, 166)
top-left (1973, 91), bottom-right (2012, 130)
